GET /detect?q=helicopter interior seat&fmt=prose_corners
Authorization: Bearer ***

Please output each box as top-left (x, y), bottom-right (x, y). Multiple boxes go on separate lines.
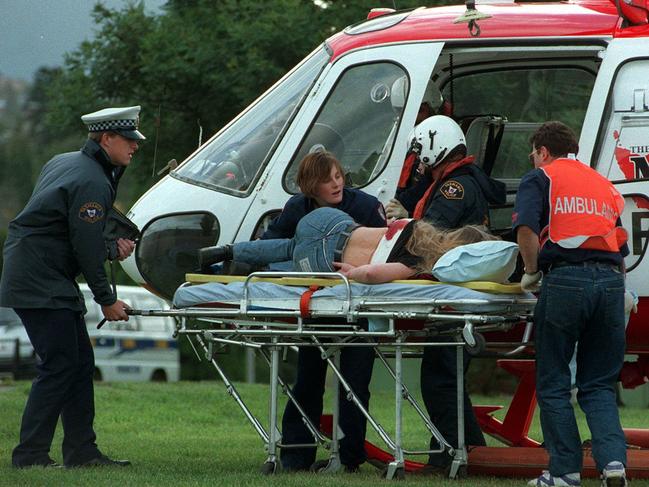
top-left (462, 115), bottom-right (507, 177)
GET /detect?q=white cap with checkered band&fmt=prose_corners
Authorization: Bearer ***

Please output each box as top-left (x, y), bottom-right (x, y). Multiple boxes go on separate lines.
top-left (81, 105), bottom-right (146, 140)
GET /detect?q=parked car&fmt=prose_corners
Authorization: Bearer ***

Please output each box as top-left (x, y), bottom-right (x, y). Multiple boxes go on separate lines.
top-left (79, 284), bottom-right (179, 382)
top-left (0, 285), bottom-right (178, 382)
top-left (0, 307), bottom-right (37, 378)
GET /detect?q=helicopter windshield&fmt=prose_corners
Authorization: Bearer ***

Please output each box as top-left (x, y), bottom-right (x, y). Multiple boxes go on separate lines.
top-left (173, 46), bottom-right (329, 195)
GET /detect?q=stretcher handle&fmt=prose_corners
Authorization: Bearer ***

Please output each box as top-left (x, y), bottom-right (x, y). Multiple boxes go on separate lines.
top-left (240, 271), bottom-right (353, 319)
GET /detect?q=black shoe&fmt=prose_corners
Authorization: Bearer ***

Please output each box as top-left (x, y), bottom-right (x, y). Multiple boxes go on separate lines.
top-left (68, 454), bottom-right (131, 468)
top-left (13, 457), bottom-right (62, 469)
top-left (197, 245), bottom-right (233, 271)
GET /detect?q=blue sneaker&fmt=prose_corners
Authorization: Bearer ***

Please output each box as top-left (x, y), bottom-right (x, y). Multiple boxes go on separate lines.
top-left (601, 461), bottom-right (626, 487)
top-left (528, 470), bottom-right (581, 486)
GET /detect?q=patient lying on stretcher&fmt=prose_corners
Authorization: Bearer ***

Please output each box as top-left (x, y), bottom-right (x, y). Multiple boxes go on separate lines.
top-left (197, 207), bottom-right (497, 284)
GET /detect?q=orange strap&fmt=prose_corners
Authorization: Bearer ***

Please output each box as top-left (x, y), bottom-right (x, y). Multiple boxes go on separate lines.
top-left (398, 152), bottom-right (419, 189)
top-left (299, 285), bottom-right (321, 318)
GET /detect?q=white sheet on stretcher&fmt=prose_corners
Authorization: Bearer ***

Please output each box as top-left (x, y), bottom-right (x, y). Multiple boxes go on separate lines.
top-left (173, 281), bottom-right (532, 329)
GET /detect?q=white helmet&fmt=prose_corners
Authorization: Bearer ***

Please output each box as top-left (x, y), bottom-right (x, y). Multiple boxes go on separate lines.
top-left (391, 76), bottom-right (444, 112)
top-left (410, 115), bottom-right (466, 167)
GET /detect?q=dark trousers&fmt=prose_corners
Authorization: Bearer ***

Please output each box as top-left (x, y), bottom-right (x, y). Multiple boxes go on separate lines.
top-left (420, 345), bottom-right (486, 466)
top-left (12, 308), bottom-right (100, 467)
top-left (280, 345), bottom-right (375, 470)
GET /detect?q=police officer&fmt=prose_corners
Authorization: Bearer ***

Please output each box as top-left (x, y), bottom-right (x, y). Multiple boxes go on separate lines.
top-left (395, 115), bottom-right (506, 475)
top-left (0, 106), bottom-right (145, 468)
top-left (515, 122), bottom-right (628, 487)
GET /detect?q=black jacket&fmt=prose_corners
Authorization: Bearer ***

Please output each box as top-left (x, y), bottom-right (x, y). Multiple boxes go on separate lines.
top-left (262, 187), bottom-right (386, 239)
top-left (423, 164), bottom-right (506, 229)
top-left (0, 139), bottom-right (121, 310)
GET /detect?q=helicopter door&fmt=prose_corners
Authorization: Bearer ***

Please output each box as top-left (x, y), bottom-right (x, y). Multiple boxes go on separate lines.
top-left (236, 43), bottom-right (443, 241)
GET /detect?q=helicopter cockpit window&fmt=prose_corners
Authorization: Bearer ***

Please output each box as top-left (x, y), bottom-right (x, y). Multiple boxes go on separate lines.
top-left (284, 62), bottom-right (408, 193)
top-left (173, 47), bottom-right (329, 195)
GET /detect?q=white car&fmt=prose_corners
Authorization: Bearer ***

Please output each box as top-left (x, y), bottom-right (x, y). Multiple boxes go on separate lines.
top-left (0, 285), bottom-right (178, 382)
top-left (0, 307), bottom-right (36, 376)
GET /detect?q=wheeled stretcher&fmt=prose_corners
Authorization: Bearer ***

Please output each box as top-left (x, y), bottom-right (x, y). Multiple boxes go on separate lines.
top-left (133, 271), bottom-right (535, 479)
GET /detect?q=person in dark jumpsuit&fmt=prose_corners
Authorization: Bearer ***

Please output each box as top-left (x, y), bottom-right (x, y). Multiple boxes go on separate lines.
top-left (198, 152), bottom-right (385, 472)
top-left (390, 115), bottom-right (506, 474)
top-left (262, 151), bottom-right (386, 473)
top-left (0, 106), bottom-right (145, 468)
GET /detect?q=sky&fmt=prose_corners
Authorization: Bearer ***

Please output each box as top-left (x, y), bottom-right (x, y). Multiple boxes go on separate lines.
top-left (0, 0), bottom-right (166, 82)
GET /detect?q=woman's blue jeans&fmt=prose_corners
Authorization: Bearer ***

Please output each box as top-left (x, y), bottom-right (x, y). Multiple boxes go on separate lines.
top-left (534, 265), bottom-right (627, 475)
top-left (233, 207), bottom-right (355, 272)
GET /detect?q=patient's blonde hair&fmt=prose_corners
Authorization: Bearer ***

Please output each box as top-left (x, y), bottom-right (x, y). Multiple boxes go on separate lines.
top-left (406, 222), bottom-right (499, 273)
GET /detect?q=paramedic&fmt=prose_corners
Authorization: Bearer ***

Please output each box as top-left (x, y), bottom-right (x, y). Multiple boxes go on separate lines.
top-left (387, 78), bottom-right (453, 215)
top-left (392, 115), bottom-right (506, 475)
top-left (260, 151), bottom-right (385, 473)
top-left (514, 121), bottom-right (628, 487)
top-left (0, 106), bottom-right (144, 468)
top-left (262, 151), bottom-right (386, 239)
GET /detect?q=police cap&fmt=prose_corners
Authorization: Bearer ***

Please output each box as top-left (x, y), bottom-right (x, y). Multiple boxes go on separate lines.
top-left (81, 105), bottom-right (146, 140)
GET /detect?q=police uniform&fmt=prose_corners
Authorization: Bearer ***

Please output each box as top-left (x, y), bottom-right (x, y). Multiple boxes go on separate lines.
top-left (418, 158), bottom-right (506, 469)
top-left (0, 106), bottom-right (144, 468)
top-left (274, 188), bottom-right (386, 472)
top-left (513, 159), bottom-right (628, 478)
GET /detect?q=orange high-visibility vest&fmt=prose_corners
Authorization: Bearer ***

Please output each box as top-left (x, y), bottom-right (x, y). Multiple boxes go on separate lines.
top-left (539, 158), bottom-right (627, 252)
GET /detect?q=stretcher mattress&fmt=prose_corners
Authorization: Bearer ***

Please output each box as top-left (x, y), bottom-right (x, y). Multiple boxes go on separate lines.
top-left (173, 278), bottom-right (532, 315)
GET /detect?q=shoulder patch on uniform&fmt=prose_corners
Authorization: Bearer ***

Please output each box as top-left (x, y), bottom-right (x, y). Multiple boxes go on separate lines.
top-left (78, 202), bottom-right (105, 223)
top-left (440, 180), bottom-right (464, 200)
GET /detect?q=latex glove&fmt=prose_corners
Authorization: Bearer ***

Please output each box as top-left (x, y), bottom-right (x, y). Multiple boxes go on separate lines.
top-left (624, 289), bottom-right (638, 315)
top-left (521, 271), bottom-right (542, 292)
top-left (385, 198), bottom-right (408, 220)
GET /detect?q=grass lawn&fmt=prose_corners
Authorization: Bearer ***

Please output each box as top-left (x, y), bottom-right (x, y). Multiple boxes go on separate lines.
top-left (0, 380), bottom-right (647, 487)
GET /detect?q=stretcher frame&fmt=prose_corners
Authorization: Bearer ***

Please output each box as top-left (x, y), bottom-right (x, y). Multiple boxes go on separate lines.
top-left (133, 271), bottom-right (536, 479)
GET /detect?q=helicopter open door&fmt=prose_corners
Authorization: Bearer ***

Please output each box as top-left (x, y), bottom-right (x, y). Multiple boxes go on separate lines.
top-left (233, 42), bottom-right (443, 245)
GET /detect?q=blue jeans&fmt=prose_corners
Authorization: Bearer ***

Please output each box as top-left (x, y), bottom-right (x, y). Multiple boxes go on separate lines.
top-left (233, 207), bottom-right (355, 272)
top-left (534, 265), bottom-right (627, 475)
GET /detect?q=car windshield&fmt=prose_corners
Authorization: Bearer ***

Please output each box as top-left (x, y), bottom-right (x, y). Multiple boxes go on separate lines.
top-left (173, 45), bottom-right (330, 195)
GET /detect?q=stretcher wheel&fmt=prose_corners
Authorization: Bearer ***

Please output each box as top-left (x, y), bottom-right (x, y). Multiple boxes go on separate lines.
top-left (260, 461), bottom-right (277, 475)
top-left (464, 331), bottom-right (486, 356)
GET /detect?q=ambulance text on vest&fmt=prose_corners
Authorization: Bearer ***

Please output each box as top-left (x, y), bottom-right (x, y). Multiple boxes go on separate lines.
top-left (553, 196), bottom-right (619, 220)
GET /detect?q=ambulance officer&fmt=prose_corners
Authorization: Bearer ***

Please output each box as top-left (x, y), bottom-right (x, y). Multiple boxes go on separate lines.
top-left (0, 106), bottom-right (144, 468)
top-left (391, 115), bottom-right (506, 475)
top-left (514, 121), bottom-right (628, 487)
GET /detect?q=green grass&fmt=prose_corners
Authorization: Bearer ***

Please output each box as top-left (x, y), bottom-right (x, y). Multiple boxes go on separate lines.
top-left (0, 380), bottom-right (647, 486)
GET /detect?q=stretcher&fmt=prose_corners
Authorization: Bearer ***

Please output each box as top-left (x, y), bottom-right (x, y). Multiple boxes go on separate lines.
top-left (134, 271), bottom-right (535, 479)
